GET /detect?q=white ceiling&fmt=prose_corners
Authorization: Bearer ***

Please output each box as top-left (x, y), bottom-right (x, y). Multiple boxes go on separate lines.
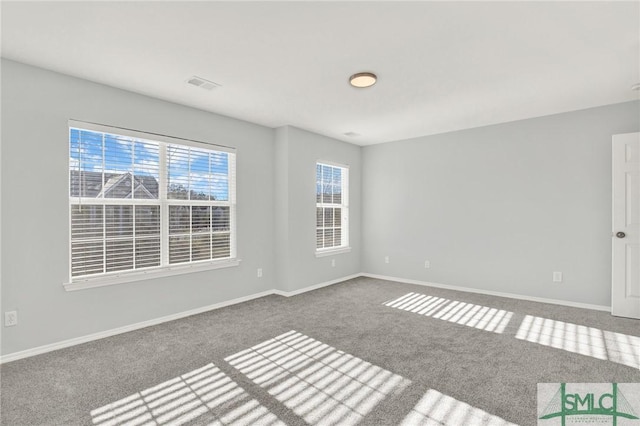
top-left (2, 1), bottom-right (639, 145)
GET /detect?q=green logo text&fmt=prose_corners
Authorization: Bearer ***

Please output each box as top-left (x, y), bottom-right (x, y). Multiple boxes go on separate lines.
top-left (540, 383), bottom-right (639, 426)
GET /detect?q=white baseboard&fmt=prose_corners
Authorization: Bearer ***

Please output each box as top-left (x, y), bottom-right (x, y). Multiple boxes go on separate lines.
top-left (0, 274), bottom-right (361, 364)
top-left (0, 289), bottom-right (276, 364)
top-left (273, 273), bottom-right (362, 297)
top-left (361, 273), bottom-right (611, 312)
top-left (1, 272), bottom-right (612, 363)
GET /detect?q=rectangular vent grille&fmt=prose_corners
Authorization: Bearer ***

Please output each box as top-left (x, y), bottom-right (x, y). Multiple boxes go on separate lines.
top-left (187, 76), bottom-right (221, 91)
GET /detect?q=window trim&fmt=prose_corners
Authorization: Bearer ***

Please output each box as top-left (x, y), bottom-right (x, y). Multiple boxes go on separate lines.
top-left (315, 161), bottom-right (350, 255)
top-left (315, 246), bottom-right (352, 258)
top-left (63, 258), bottom-right (240, 291)
top-left (68, 120), bottom-right (236, 154)
top-left (65, 120), bottom-right (237, 291)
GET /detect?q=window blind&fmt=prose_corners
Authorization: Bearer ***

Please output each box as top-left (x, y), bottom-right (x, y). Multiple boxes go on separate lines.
top-left (69, 122), bottom-right (236, 282)
top-left (316, 162), bottom-right (348, 251)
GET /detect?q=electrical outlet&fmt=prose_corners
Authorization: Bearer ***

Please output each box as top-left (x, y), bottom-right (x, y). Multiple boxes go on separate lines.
top-left (257, 268), bottom-right (263, 278)
top-left (331, 259), bottom-right (336, 267)
top-left (424, 260), bottom-right (430, 268)
top-left (5, 311), bottom-right (18, 327)
top-left (553, 272), bottom-right (562, 282)
top-left (385, 256), bottom-right (390, 264)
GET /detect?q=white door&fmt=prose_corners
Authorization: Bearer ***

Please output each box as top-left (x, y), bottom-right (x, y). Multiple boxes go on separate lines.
top-left (612, 132), bottom-right (640, 319)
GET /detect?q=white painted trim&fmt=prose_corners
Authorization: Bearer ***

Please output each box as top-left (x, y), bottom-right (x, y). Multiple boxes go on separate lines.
top-left (2, 272), bottom-right (613, 363)
top-left (0, 289), bottom-right (273, 364)
top-left (361, 273), bottom-right (611, 312)
top-left (315, 247), bottom-right (352, 258)
top-left (316, 159), bottom-right (350, 169)
top-left (0, 273), bottom-right (360, 364)
top-left (273, 273), bottom-right (362, 297)
top-left (64, 259), bottom-right (241, 291)
top-left (69, 119), bottom-right (236, 153)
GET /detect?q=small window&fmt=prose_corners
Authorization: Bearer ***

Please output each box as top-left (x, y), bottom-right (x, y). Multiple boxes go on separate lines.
top-left (316, 162), bottom-right (349, 253)
top-left (69, 121), bottom-right (236, 285)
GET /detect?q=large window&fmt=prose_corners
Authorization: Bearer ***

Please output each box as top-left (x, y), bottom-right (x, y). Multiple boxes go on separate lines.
top-left (68, 121), bottom-right (236, 286)
top-left (316, 162), bottom-right (349, 254)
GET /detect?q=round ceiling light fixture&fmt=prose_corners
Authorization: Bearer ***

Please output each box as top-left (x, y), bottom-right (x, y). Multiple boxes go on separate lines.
top-left (349, 72), bottom-right (377, 88)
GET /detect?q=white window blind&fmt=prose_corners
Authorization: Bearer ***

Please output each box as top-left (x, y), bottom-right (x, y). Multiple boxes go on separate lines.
top-left (316, 162), bottom-right (349, 251)
top-left (69, 121), bottom-right (236, 283)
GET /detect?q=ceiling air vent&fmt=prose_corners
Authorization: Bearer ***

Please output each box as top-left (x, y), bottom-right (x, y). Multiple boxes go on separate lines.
top-left (186, 76), bottom-right (221, 91)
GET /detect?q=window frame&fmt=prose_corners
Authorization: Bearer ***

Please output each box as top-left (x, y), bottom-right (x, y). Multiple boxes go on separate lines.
top-left (65, 120), bottom-right (238, 291)
top-left (315, 161), bottom-right (350, 257)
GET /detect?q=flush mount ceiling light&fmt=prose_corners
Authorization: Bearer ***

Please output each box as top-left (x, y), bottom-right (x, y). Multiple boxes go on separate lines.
top-left (632, 83), bottom-right (640, 91)
top-left (349, 72), bottom-right (377, 88)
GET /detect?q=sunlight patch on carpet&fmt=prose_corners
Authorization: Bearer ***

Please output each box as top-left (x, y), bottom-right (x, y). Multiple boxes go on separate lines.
top-left (401, 389), bottom-right (518, 425)
top-left (515, 315), bottom-right (640, 369)
top-left (384, 292), bottom-right (513, 334)
top-left (226, 330), bottom-right (411, 426)
top-left (90, 363), bottom-right (284, 426)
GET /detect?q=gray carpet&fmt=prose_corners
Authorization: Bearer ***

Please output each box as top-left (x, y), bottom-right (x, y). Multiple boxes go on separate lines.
top-left (1, 277), bottom-right (639, 426)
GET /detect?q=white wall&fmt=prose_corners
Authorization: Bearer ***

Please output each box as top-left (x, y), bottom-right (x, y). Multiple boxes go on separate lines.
top-left (2, 57), bottom-right (637, 358)
top-left (0, 59), bottom-right (278, 355)
top-left (274, 126), bottom-right (362, 292)
top-left (362, 101), bottom-right (640, 306)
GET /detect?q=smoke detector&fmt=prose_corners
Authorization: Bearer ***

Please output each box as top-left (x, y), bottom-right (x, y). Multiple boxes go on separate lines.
top-left (186, 76), bottom-right (221, 91)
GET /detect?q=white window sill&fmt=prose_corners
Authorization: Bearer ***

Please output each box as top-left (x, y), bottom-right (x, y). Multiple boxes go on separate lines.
top-left (63, 259), bottom-right (241, 291)
top-left (315, 247), bottom-right (352, 258)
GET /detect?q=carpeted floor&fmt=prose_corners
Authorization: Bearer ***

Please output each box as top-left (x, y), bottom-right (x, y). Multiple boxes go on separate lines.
top-left (1, 277), bottom-right (639, 426)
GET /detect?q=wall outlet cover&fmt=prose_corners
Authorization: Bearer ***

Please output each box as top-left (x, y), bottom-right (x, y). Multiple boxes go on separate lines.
top-left (5, 311), bottom-right (18, 327)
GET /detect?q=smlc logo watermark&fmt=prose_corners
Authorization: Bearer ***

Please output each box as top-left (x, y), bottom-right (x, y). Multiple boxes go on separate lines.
top-left (538, 383), bottom-right (640, 425)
